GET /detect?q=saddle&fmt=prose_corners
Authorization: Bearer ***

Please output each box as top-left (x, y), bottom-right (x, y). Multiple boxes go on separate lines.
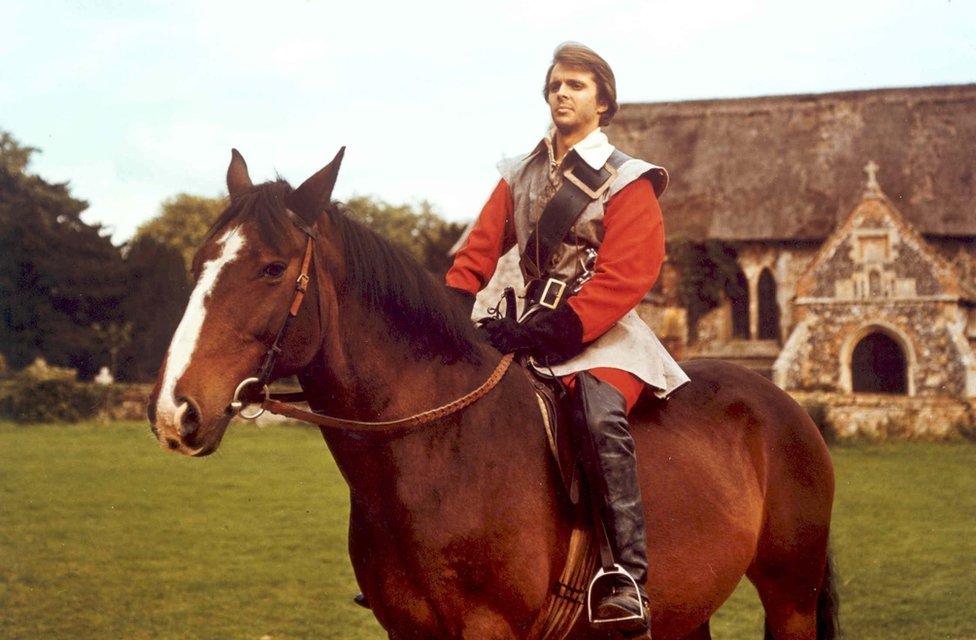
top-left (521, 360), bottom-right (600, 640)
top-left (524, 361), bottom-right (582, 506)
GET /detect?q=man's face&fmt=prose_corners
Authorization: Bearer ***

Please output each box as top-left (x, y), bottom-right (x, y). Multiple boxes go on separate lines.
top-left (546, 63), bottom-right (607, 135)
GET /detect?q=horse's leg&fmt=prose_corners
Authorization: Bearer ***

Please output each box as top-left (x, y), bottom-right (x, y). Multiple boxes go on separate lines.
top-left (677, 620), bottom-right (711, 640)
top-left (748, 517), bottom-right (827, 640)
top-left (747, 442), bottom-right (835, 638)
top-left (750, 546), bottom-right (838, 640)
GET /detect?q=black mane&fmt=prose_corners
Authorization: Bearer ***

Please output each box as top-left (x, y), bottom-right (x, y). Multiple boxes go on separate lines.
top-left (204, 180), bottom-right (482, 364)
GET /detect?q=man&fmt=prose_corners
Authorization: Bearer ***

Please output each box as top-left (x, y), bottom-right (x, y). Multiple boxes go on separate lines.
top-left (446, 43), bottom-right (689, 636)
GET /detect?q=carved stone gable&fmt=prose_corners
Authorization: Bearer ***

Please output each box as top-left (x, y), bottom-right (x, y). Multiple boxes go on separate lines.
top-left (796, 193), bottom-right (962, 302)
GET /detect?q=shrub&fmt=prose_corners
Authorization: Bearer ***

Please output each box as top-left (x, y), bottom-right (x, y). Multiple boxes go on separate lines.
top-left (802, 400), bottom-right (835, 443)
top-left (0, 379), bottom-right (114, 423)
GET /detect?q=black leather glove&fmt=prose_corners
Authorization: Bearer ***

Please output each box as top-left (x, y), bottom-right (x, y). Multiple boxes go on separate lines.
top-left (521, 303), bottom-right (585, 365)
top-left (478, 316), bottom-right (533, 354)
top-left (478, 303), bottom-right (584, 365)
top-left (446, 286), bottom-right (476, 318)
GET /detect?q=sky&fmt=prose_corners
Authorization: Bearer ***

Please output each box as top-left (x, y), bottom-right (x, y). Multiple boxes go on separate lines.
top-left (2, 0), bottom-right (975, 243)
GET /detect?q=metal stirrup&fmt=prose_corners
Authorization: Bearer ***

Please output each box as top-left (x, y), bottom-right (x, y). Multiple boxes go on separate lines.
top-left (586, 564), bottom-right (646, 625)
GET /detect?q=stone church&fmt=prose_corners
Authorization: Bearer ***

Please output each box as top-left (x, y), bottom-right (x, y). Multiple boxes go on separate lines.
top-left (469, 84), bottom-right (976, 437)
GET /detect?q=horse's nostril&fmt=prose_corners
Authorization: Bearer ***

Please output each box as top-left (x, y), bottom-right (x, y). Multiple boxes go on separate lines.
top-left (176, 396), bottom-right (203, 440)
top-left (166, 437), bottom-right (180, 450)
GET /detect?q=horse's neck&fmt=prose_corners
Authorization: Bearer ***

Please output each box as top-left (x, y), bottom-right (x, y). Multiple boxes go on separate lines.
top-left (298, 298), bottom-right (550, 501)
top-left (298, 301), bottom-right (488, 423)
top-left (299, 301), bottom-right (566, 631)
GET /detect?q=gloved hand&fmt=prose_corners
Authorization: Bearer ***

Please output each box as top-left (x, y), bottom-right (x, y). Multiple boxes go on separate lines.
top-left (478, 316), bottom-right (534, 354)
top-left (478, 303), bottom-right (585, 366)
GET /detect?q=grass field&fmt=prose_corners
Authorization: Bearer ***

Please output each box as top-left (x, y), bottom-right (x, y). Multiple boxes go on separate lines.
top-left (1, 421), bottom-right (974, 639)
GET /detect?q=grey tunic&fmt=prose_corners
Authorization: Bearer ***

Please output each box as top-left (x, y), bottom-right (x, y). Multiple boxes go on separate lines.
top-left (499, 129), bottom-right (689, 398)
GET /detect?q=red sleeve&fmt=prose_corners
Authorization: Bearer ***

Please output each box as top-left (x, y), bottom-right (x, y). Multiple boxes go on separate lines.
top-left (445, 179), bottom-right (516, 294)
top-left (567, 178), bottom-right (665, 343)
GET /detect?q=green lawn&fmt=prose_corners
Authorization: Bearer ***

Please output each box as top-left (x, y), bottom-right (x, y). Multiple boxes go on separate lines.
top-left (1, 422), bottom-right (974, 639)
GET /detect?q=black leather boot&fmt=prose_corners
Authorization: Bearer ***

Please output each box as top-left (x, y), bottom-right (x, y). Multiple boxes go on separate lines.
top-left (574, 372), bottom-right (650, 635)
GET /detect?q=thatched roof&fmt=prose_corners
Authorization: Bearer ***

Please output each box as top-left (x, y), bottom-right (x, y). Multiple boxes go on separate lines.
top-left (606, 84), bottom-right (976, 241)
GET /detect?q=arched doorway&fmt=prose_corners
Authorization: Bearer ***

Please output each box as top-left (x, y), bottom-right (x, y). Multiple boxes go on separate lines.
top-left (757, 268), bottom-right (780, 341)
top-left (727, 269), bottom-right (749, 339)
top-left (851, 332), bottom-right (908, 394)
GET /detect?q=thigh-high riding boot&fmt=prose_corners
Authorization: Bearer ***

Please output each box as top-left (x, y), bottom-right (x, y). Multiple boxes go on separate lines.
top-left (573, 372), bottom-right (650, 635)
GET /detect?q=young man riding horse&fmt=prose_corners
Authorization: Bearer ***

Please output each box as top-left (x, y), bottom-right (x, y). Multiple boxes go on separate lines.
top-left (446, 43), bottom-right (689, 636)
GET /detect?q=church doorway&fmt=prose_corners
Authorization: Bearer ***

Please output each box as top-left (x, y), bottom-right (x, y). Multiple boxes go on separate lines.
top-left (851, 331), bottom-right (908, 394)
top-left (757, 268), bottom-right (780, 341)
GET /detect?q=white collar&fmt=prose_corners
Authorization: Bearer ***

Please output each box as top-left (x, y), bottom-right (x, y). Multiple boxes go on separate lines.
top-left (540, 127), bottom-right (616, 170)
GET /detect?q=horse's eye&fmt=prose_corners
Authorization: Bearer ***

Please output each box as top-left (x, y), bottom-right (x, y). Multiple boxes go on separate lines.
top-left (263, 262), bottom-right (287, 279)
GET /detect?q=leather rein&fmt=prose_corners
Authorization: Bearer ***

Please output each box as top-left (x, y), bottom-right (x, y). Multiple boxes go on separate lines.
top-left (226, 219), bottom-right (513, 436)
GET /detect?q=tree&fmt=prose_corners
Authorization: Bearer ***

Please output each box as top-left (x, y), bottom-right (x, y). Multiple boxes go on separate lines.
top-left (0, 131), bottom-right (126, 378)
top-left (343, 196), bottom-right (465, 277)
top-left (117, 236), bottom-right (190, 381)
top-left (664, 237), bottom-right (744, 341)
top-left (133, 193), bottom-right (226, 274)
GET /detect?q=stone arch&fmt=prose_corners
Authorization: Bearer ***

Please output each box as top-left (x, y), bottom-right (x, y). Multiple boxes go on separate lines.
top-left (727, 267), bottom-right (749, 340)
top-left (757, 268), bottom-right (780, 341)
top-left (839, 322), bottom-right (916, 396)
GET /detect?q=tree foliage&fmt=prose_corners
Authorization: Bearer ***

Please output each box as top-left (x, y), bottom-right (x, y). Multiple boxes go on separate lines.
top-left (133, 193), bottom-right (226, 273)
top-left (1, 131), bottom-right (465, 382)
top-left (118, 236), bottom-right (189, 381)
top-left (342, 195), bottom-right (465, 277)
top-left (0, 131), bottom-right (126, 378)
top-left (666, 237), bottom-right (745, 340)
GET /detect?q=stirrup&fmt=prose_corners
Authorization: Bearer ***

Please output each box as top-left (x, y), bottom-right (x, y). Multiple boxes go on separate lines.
top-left (586, 564), bottom-right (646, 626)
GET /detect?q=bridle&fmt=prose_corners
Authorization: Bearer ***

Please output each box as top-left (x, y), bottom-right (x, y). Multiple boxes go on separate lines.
top-left (226, 241), bottom-right (311, 418)
top-left (226, 212), bottom-right (514, 436)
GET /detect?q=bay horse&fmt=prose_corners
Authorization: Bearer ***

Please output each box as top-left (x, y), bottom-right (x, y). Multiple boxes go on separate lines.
top-left (148, 149), bottom-right (837, 640)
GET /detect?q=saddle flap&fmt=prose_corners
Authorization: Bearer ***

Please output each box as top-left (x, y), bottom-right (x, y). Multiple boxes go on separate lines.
top-left (526, 365), bottom-right (580, 505)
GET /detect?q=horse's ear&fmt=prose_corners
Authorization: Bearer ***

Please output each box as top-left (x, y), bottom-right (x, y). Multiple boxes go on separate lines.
top-left (287, 147), bottom-right (345, 224)
top-left (227, 149), bottom-right (253, 197)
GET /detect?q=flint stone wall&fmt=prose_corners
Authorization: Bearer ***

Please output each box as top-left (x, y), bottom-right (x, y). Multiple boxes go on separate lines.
top-left (792, 391), bottom-right (975, 441)
top-left (779, 301), bottom-right (969, 396)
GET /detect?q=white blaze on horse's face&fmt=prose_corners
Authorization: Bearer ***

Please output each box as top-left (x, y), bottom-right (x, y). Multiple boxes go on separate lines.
top-left (155, 226), bottom-right (246, 426)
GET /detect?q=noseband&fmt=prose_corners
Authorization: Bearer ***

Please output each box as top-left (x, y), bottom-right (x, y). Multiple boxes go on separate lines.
top-left (227, 213), bottom-right (513, 434)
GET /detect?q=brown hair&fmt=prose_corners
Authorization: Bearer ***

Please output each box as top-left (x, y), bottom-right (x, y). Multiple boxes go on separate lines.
top-left (543, 42), bottom-right (618, 126)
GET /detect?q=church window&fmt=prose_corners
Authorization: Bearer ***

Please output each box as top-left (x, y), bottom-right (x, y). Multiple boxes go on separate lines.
top-left (757, 268), bottom-right (780, 341)
top-left (727, 269), bottom-right (749, 339)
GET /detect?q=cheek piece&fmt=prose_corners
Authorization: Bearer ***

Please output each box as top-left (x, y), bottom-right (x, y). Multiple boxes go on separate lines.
top-left (228, 231), bottom-right (315, 418)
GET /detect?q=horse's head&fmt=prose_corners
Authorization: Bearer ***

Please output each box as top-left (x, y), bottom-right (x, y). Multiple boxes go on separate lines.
top-left (148, 149), bottom-right (345, 456)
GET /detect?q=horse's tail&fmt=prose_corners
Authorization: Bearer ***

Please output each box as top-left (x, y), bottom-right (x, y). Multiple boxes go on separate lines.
top-left (761, 547), bottom-right (840, 640)
top-left (816, 548), bottom-right (840, 640)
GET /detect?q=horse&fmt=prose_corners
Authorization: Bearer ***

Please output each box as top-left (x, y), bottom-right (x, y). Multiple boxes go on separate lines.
top-left (148, 149), bottom-right (837, 640)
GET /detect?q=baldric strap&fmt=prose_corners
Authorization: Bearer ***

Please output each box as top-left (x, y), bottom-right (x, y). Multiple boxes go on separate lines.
top-left (524, 149), bottom-right (630, 277)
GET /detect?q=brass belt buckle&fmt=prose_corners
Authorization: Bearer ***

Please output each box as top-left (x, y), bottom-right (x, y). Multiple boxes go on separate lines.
top-left (539, 278), bottom-right (567, 310)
